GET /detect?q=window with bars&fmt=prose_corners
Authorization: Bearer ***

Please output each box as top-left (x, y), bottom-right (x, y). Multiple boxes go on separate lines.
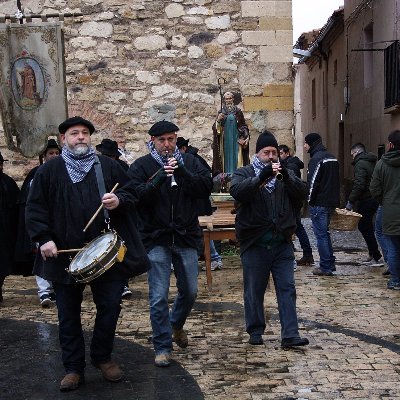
top-left (385, 41), bottom-right (400, 109)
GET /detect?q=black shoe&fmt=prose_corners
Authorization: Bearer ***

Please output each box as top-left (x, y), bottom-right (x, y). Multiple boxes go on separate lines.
top-left (297, 256), bottom-right (314, 266)
top-left (281, 337), bottom-right (309, 348)
top-left (40, 294), bottom-right (52, 308)
top-left (248, 334), bottom-right (264, 345)
top-left (312, 267), bottom-right (333, 276)
top-left (121, 286), bottom-right (132, 299)
top-left (49, 292), bottom-right (56, 302)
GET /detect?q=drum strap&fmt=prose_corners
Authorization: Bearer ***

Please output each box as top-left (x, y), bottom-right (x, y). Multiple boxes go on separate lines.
top-left (94, 156), bottom-right (110, 221)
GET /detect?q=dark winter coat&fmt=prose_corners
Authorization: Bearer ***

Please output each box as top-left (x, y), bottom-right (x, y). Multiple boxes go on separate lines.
top-left (370, 149), bottom-right (400, 235)
top-left (306, 143), bottom-right (340, 207)
top-left (128, 152), bottom-right (213, 251)
top-left (0, 172), bottom-right (20, 278)
top-left (230, 165), bottom-right (308, 254)
top-left (348, 152), bottom-right (377, 203)
top-left (26, 155), bottom-right (150, 284)
top-left (281, 155), bottom-right (304, 179)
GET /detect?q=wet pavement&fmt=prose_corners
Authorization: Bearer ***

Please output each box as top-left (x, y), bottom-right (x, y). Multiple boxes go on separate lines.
top-left (2, 219), bottom-right (400, 399)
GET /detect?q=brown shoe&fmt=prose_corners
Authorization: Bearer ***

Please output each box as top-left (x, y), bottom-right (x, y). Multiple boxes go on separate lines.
top-left (59, 373), bottom-right (83, 391)
top-left (94, 360), bottom-right (123, 382)
top-left (297, 256), bottom-right (314, 266)
top-left (172, 327), bottom-right (188, 348)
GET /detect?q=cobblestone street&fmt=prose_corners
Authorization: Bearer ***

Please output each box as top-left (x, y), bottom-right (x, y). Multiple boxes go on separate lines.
top-left (1, 221), bottom-right (400, 399)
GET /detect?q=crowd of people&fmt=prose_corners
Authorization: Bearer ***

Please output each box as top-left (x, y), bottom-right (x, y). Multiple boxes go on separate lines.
top-left (0, 106), bottom-right (399, 392)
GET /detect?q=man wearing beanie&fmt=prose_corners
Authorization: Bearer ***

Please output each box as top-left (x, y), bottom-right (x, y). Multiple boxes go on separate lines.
top-left (230, 130), bottom-right (309, 349)
top-left (128, 120), bottom-right (213, 367)
top-left (26, 116), bottom-right (150, 391)
top-left (304, 132), bottom-right (340, 276)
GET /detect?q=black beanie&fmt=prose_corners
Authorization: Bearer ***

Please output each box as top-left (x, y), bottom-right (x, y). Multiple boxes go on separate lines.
top-left (256, 130), bottom-right (279, 153)
top-left (305, 132), bottom-right (322, 147)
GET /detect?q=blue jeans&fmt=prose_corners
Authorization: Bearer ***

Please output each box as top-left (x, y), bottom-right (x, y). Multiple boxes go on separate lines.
top-left (385, 235), bottom-right (400, 282)
top-left (309, 206), bottom-right (335, 272)
top-left (210, 240), bottom-right (222, 262)
top-left (241, 243), bottom-right (301, 339)
top-left (295, 215), bottom-right (313, 257)
top-left (53, 279), bottom-right (124, 375)
top-left (147, 245), bottom-right (198, 355)
top-left (375, 205), bottom-right (389, 263)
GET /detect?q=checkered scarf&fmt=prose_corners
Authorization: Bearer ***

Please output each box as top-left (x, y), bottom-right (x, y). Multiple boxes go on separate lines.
top-left (62, 145), bottom-right (96, 183)
top-left (147, 140), bottom-right (184, 166)
top-left (252, 155), bottom-right (276, 193)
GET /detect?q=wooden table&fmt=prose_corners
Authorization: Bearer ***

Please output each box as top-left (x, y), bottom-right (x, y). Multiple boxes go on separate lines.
top-left (199, 211), bottom-right (236, 291)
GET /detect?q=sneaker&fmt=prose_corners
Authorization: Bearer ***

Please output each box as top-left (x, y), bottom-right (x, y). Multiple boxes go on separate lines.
top-left (312, 267), bottom-right (333, 276)
top-left (49, 292), bottom-right (56, 302)
top-left (40, 294), bottom-right (52, 308)
top-left (362, 255), bottom-right (373, 263)
top-left (172, 327), bottom-right (188, 348)
top-left (154, 353), bottom-right (171, 367)
top-left (387, 279), bottom-right (400, 290)
top-left (121, 286), bottom-right (132, 299)
top-left (248, 334), bottom-right (264, 345)
top-left (202, 261), bottom-right (223, 271)
top-left (363, 258), bottom-right (384, 267)
top-left (297, 256), bottom-right (314, 266)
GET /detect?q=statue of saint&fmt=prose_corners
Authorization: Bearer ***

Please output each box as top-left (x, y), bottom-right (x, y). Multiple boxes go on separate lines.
top-left (212, 91), bottom-right (250, 178)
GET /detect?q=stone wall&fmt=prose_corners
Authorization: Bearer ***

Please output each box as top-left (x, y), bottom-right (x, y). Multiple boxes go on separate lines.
top-left (0, 0), bottom-right (293, 183)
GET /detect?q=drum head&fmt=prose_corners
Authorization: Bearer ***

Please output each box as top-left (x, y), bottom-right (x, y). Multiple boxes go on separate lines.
top-left (70, 232), bottom-right (116, 273)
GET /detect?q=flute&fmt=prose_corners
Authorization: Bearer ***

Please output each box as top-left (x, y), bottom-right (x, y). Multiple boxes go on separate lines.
top-left (166, 153), bottom-right (178, 188)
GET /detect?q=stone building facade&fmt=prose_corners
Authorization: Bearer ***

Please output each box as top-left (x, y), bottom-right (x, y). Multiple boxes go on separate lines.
top-left (0, 0), bottom-right (293, 183)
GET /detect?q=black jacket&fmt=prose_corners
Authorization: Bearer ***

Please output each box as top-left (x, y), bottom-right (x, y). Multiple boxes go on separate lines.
top-left (230, 165), bottom-right (308, 254)
top-left (307, 143), bottom-right (340, 207)
top-left (281, 155), bottom-right (304, 178)
top-left (26, 155), bottom-right (150, 284)
top-left (0, 172), bottom-right (20, 278)
top-left (128, 152), bottom-right (213, 251)
top-left (348, 152), bottom-right (377, 203)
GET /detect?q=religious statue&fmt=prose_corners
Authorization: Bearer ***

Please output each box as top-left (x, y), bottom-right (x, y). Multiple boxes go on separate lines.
top-left (212, 91), bottom-right (250, 181)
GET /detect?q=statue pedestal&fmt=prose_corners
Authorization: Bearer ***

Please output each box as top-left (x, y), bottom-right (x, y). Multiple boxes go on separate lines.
top-left (210, 193), bottom-right (235, 215)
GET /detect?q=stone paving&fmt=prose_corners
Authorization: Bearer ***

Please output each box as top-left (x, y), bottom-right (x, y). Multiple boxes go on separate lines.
top-left (1, 220), bottom-right (400, 399)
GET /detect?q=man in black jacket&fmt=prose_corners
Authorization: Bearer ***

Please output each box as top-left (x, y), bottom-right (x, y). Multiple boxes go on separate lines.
top-left (26, 116), bottom-right (150, 391)
top-left (230, 131), bottom-right (309, 349)
top-left (304, 133), bottom-right (340, 276)
top-left (346, 143), bottom-right (382, 266)
top-left (128, 121), bottom-right (212, 367)
top-left (279, 145), bottom-right (314, 266)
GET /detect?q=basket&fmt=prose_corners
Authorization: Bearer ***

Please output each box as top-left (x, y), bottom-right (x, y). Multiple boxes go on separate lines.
top-left (329, 208), bottom-right (362, 231)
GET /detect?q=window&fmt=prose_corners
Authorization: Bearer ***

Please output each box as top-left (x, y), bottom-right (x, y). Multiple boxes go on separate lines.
top-left (312, 79), bottom-right (316, 118)
top-left (333, 59), bottom-right (338, 85)
top-left (384, 41), bottom-right (400, 109)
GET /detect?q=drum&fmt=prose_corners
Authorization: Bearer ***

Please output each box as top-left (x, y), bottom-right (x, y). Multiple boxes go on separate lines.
top-left (67, 231), bottom-right (127, 283)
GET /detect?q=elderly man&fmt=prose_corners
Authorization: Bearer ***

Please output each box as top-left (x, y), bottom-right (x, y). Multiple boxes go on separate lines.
top-left (26, 116), bottom-right (150, 391)
top-left (230, 130), bottom-right (309, 349)
top-left (304, 133), bottom-right (340, 276)
top-left (370, 130), bottom-right (400, 290)
top-left (128, 121), bottom-right (212, 367)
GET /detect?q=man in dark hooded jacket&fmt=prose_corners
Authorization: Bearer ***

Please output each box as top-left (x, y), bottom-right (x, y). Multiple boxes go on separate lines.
top-left (304, 133), bottom-right (340, 276)
top-left (279, 145), bottom-right (314, 266)
top-left (370, 130), bottom-right (400, 290)
top-left (346, 143), bottom-right (382, 266)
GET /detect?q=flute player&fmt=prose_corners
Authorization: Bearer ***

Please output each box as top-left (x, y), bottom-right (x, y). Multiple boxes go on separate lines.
top-left (128, 120), bottom-right (212, 367)
top-left (230, 130), bottom-right (309, 349)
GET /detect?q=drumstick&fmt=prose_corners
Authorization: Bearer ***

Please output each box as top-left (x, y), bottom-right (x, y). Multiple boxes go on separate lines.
top-left (83, 183), bottom-right (119, 232)
top-left (58, 248), bottom-right (83, 253)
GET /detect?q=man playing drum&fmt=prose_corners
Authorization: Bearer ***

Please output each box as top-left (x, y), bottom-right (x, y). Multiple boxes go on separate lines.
top-left (128, 120), bottom-right (213, 367)
top-left (26, 116), bottom-right (150, 391)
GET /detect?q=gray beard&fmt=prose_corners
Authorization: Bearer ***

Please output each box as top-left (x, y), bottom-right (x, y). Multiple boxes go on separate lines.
top-left (69, 144), bottom-right (89, 156)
